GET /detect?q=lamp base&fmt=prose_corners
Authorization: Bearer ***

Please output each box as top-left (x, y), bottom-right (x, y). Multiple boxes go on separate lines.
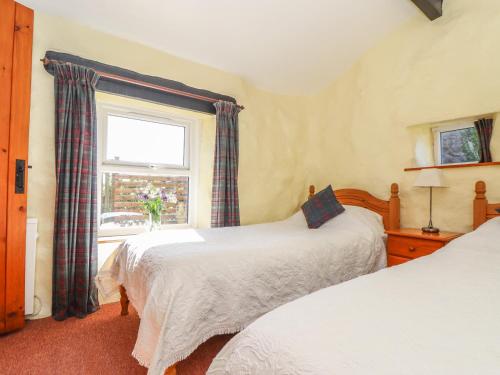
top-left (422, 226), bottom-right (440, 234)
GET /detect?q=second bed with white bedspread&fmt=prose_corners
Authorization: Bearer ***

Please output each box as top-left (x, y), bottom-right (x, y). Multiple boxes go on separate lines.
top-left (208, 217), bottom-right (500, 375)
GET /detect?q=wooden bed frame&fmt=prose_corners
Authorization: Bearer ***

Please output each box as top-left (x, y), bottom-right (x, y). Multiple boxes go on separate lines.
top-left (120, 183), bottom-right (401, 375)
top-left (308, 183), bottom-right (400, 231)
top-left (473, 181), bottom-right (500, 229)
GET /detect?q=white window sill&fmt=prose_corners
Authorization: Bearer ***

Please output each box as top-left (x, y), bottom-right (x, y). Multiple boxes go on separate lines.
top-left (97, 223), bottom-right (196, 244)
top-left (98, 235), bottom-right (133, 244)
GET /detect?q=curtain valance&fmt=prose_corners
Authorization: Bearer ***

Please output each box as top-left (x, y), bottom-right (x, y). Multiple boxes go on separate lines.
top-left (43, 51), bottom-right (238, 114)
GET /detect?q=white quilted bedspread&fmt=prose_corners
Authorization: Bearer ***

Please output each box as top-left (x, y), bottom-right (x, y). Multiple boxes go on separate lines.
top-left (96, 206), bottom-right (386, 374)
top-left (208, 217), bottom-right (500, 375)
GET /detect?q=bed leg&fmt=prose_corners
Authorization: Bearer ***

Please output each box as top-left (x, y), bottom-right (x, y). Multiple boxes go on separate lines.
top-left (165, 364), bottom-right (177, 375)
top-left (119, 285), bottom-right (129, 316)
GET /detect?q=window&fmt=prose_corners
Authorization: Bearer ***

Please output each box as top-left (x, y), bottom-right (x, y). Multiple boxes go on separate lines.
top-left (98, 104), bottom-right (198, 236)
top-left (105, 115), bottom-right (187, 167)
top-left (433, 123), bottom-right (480, 165)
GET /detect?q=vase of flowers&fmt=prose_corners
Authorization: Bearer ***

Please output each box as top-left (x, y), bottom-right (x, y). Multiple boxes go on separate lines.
top-left (137, 185), bottom-right (177, 231)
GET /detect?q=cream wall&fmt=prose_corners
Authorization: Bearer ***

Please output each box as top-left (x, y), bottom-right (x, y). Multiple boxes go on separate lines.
top-left (28, 0), bottom-right (500, 319)
top-left (303, 0), bottom-right (500, 235)
top-left (28, 13), bottom-right (308, 318)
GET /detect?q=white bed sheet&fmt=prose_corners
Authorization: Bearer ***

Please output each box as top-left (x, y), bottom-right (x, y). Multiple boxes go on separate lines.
top-left (96, 205), bottom-right (386, 374)
top-left (208, 217), bottom-right (500, 375)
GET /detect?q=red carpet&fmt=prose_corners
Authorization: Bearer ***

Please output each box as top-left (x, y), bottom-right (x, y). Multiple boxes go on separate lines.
top-left (0, 303), bottom-right (233, 375)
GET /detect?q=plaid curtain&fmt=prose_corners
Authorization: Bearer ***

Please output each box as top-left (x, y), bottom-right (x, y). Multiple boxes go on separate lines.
top-left (52, 63), bottom-right (100, 320)
top-left (211, 101), bottom-right (241, 227)
top-left (474, 118), bottom-right (494, 163)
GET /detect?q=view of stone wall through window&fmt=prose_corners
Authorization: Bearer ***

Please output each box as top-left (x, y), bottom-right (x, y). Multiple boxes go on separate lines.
top-left (440, 127), bottom-right (480, 164)
top-left (101, 173), bottom-right (189, 229)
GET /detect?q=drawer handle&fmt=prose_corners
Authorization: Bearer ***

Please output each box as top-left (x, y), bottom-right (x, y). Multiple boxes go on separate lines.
top-left (409, 246), bottom-right (416, 252)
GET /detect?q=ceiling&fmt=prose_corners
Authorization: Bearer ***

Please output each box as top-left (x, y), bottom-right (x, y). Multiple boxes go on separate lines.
top-left (21, 0), bottom-right (417, 95)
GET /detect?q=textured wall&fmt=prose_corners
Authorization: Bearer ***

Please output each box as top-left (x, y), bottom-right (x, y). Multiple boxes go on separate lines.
top-left (303, 0), bottom-right (500, 234)
top-left (27, 0), bottom-right (500, 319)
top-left (27, 13), bottom-right (308, 318)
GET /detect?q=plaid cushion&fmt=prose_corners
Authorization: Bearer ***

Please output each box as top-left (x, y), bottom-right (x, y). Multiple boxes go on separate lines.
top-left (301, 185), bottom-right (345, 229)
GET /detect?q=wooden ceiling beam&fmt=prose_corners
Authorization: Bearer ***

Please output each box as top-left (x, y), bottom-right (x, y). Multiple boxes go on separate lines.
top-left (410, 0), bottom-right (443, 21)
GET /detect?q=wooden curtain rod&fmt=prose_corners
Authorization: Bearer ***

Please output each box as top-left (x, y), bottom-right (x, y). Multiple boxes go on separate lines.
top-left (40, 57), bottom-right (244, 110)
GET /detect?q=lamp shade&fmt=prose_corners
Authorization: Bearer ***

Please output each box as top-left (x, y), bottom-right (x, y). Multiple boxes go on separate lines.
top-left (413, 169), bottom-right (446, 188)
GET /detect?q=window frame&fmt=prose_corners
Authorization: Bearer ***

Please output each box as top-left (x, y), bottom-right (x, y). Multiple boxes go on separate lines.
top-left (102, 111), bottom-right (190, 170)
top-left (432, 122), bottom-right (479, 166)
top-left (97, 102), bottom-right (200, 237)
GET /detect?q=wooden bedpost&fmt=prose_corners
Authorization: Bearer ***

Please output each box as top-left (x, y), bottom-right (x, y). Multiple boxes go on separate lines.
top-left (119, 285), bottom-right (129, 316)
top-left (388, 183), bottom-right (400, 230)
top-left (473, 181), bottom-right (487, 230)
top-left (165, 365), bottom-right (177, 375)
top-left (309, 185), bottom-right (315, 199)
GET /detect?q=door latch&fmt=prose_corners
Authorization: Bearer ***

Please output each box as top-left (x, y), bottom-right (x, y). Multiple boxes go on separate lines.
top-left (15, 159), bottom-right (25, 194)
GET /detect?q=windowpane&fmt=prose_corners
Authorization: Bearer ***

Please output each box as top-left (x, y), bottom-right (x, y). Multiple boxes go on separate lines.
top-left (106, 115), bottom-right (185, 166)
top-left (100, 172), bottom-right (189, 229)
top-left (440, 127), bottom-right (480, 164)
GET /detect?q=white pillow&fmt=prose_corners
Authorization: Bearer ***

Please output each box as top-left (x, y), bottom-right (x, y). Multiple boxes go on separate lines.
top-left (285, 204), bottom-right (384, 234)
top-left (343, 205), bottom-right (384, 230)
top-left (285, 210), bottom-right (308, 227)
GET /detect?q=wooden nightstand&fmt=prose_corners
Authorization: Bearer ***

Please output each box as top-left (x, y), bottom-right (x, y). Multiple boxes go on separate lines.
top-left (385, 229), bottom-right (463, 267)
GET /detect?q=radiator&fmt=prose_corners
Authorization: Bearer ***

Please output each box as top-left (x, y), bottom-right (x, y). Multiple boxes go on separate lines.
top-left (25, 218), bottom-right (38, 315)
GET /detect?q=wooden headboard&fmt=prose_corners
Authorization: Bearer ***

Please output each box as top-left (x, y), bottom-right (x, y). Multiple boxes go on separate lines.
top-left (473, 181), bottom-right (500, 229)
top-left (308, 184), bottom-right (400, 230)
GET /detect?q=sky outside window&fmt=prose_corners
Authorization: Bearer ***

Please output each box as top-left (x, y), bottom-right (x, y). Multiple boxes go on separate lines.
top-left (106, 115), bottom-right (185, 166)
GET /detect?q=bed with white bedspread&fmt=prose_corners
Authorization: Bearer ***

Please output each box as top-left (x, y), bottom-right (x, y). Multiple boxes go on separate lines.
top-left (96, 204), bottom-right (388, 374)
top-left (208, 217), bottom-right (500, 375)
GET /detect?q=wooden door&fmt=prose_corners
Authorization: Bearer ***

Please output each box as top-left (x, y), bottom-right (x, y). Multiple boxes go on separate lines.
top-left (0, 0), bottom-right (33, 334)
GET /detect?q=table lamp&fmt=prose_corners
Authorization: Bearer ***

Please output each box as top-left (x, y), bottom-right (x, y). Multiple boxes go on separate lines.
top-left (414, 169), bottom-right (446, 233)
